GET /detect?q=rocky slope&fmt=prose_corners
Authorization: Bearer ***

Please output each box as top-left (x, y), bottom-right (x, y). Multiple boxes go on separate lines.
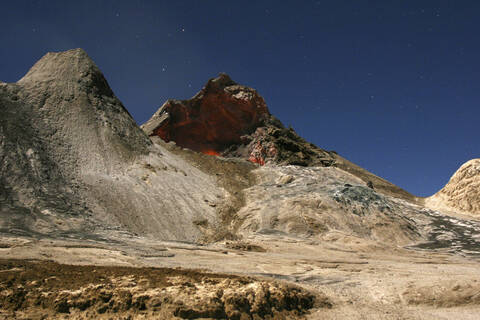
top-left (1, 48), bottom-right (475, 248)
top-left (0, 49), bottom-right (224, 241)
top-left (426, 159), bottom-right (480, 216)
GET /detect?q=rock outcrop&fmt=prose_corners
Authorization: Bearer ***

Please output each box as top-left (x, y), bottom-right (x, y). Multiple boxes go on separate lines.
top-left (426, 159), bottom-right (480, 216)
top-left (235, 165), bottom-right (423, 245)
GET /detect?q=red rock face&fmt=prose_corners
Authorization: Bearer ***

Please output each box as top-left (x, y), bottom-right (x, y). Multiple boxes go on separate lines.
top-left (148, 74), bottom-right (270, 156)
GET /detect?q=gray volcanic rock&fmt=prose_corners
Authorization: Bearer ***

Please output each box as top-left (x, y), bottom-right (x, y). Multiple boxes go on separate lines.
top-left (236, 165), bottom-right (423, 246)
top-left (16, 49), bottom-right (152, 175)
top-left (426, 159), bottom-right (480, 216)
top-left (0, 49), bottom-right (222, 240)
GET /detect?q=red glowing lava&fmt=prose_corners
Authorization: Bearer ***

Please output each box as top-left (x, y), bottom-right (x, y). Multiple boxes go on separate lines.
top-left (203, 150), bottom-right (220, 156)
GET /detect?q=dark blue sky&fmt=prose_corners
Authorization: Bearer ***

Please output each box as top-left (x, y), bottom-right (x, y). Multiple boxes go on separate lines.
top-left (1, 1), bottom-right (478, 196)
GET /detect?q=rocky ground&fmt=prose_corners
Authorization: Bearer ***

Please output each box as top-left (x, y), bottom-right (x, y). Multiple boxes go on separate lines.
top-left (1, 223), bottom-right (480, 319)
top-left (0, 259), bottom-right (320, 320)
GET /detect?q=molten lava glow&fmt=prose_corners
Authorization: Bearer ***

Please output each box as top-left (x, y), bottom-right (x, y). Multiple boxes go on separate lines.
top-left (203, 150), bottom-right (220, 156)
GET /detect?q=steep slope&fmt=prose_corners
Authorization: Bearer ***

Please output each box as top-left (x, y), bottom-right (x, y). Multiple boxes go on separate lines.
top-left (0, 81), bottom-right (86, 236)
top-left (0, 49), bottom-right (223, 241)
top-left (236, 165), bottom-right (424, 245)
top-left (426, 159), bottom-right (480, 216)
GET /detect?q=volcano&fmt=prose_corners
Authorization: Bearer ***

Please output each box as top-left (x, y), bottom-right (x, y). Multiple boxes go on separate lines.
top-left (2, 49), bottom-right (480, 320)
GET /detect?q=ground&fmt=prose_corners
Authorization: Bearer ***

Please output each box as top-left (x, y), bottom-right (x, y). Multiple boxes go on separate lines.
top-left (1, 227), bottom-right (480, 319)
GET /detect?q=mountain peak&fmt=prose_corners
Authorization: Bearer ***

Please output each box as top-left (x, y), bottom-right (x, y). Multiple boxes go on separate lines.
top-left (19, 49), bottom-right (90, 81)
top-left (6, 48), bottom-right (151, 173)
top-left (17, 48), bottom-right (114, 97)
top-left (205, 72), bottom-right (236, 89)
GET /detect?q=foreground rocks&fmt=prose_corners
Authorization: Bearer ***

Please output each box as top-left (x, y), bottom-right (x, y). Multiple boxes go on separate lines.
top-left (0, 260), bottom-right (323, 320)
top-left (1, 232), bottom-right (480, 320)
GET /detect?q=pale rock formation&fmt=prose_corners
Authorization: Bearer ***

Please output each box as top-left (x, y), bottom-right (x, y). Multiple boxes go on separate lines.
top-left (0, 49), bottom-right (222, 241)
top-left (426, 159), bottom-right (480, 216)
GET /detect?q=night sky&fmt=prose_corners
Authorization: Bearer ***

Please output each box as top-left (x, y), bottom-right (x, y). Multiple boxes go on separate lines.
top-left (1, 1), bottom-right (478, 197)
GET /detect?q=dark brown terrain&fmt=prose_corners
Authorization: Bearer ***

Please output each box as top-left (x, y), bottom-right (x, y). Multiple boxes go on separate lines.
top-left (0, 259), bottom-right (324, 320)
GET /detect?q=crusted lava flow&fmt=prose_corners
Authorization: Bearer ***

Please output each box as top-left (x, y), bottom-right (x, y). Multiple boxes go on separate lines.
top-left (147, 73), bottom-right (270, 156)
